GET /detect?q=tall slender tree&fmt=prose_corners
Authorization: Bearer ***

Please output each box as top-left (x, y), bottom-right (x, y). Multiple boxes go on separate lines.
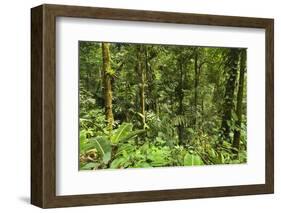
top-left (102, 42), bottom-right (114, 131)
top-left (221, 48), bottom-right (240, 142)
top-left (137, 45), bottom-right (146, 129)
top-left (233, 49), bottom-right (246, 153)
top-left (194, 50), bottom-right (199, 127)
top-left (177, 56), bottom-right (185, 144)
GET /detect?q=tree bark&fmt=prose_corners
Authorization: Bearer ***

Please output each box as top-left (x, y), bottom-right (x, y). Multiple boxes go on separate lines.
top-left (177, 58), bottom-right (184, 144)
top-left (221, 49), bottom-right (240, 143)
top-left (145, 47), bottom-right (157, 112)
top-left (102, 43), bottom-right (114, 131)
top-left (137, 45), bottom-right (146, 129)
top-left (194, 51), bottom-right (199, 127)
top-left (233, 50), bottom-right (246, 153)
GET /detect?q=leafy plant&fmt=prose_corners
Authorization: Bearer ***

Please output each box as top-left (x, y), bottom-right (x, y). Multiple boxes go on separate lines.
top-left (183, 152), bottom-right (204, 166)
top-left (80, 123), bottom-right (145, 169)
top-left (110, 123), bottom-right (146, 145)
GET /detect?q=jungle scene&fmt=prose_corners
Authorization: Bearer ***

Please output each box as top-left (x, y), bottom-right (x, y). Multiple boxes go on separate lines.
top-left (79, 41), bottom-right (247, 170)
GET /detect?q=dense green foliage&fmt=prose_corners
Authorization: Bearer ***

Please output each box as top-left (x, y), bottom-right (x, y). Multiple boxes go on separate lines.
top-left (79, 41), bottom-right (247, 170)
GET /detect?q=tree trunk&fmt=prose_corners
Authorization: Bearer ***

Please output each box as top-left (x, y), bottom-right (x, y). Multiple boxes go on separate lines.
top-left (177, 58), bottom-right (184, 144)
top-left (233, 50), bottom-right (246, 153)
top-left (137, 45), bottom-right (146, 129)
top-left (86, 69), bottom-right (90, 91)
top-left (102, 43), bottom-right (114, 131)
top-left (221, 49), bottom-right (240, 143)
top-left (194, 51), bottom-right (199, 127)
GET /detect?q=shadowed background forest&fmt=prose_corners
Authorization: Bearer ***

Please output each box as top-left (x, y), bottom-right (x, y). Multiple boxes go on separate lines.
top-left (79, 41), bottom-right (247, 170)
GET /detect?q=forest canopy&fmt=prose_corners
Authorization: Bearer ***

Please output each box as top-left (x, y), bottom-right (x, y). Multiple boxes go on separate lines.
top-left (79, 41), bottom-right (247, 170)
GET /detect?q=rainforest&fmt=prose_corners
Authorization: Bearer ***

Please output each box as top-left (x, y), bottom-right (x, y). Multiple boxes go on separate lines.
top-left (79, 41), bottom-right (247, 170)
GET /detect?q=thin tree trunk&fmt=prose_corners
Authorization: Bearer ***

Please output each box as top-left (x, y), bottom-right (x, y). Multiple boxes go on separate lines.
top-left (137, 45), bottom-right (146, 129)
top-left (177, 58), bottom-right (184, 144)
top-left (102, 42), bottom-right (114, 131)
top-left (145, 47), bottom-right (151, 111)
top-left (221, 49), bottom-right (240, 143)
top-left (86, 70), bottom-right (90, 91)
top-left (233, 50), bottom-right (246, 153)
top-left (194, 51), bottom-right (199, 127)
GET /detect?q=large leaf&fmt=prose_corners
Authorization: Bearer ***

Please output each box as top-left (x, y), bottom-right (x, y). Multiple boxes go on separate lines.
top-left (111, 123), bottom-right (133, 144)
top-left (79, 130), bottom-right (87, 144)
top-left (184, 153), bottom-right (204, 166)
top-left (81, 136), bottom-right (112, 164)
top-left (80, 162), bottom-right (100, 170)
top-left (147, 147), bottom-right (171, 167)
top-left (118, 129), bottom-right (146, 143)
top-left (102, 152), bottom-right (111, 164)
top-left (111, 123), bottom-right (145, 144)
top-left (133, 162), bottom-right (151, 168)
top-left (115, 143), bottom-right (135, 157)
top-left (110, 157), bottom-right (128, 169)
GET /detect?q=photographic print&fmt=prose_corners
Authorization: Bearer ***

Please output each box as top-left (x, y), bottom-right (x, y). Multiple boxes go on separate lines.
top-left (79, 41), bottom-right (247, 170)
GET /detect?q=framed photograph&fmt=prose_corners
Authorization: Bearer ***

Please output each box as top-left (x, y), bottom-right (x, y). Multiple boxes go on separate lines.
top-left (31, 4), bottom-right (274, 208)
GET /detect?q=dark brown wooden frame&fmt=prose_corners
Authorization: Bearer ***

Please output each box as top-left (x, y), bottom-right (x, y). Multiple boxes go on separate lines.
top-left (31, 4), bottom-right (274, 208)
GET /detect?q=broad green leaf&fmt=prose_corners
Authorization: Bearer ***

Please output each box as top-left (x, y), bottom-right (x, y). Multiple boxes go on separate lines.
top-left (134, 162), bottom-right (151, 168)
top-left (110, 157), bottom-right (128, 169)
top-left (102, 152), bottom-right (111, 164)
top-left (208, 149), bottom-right (217, 159)
top-left (81, 162), bottom-right (99, 170)
top-left (81, 136), bottom-right (112, 164)
top-left (115, 143), bottom-right (135, 157)
top-left (187, 128), bottom-right (195, 134)
top-left (184, 153), bottom-right (203, 166)
top-left (232, 112), bottom-right (238, 121)
top-left (147, 147), bottom-right (171, 167)
top-left (118, 129), bottom-right (146, 143)
top-left (111, 123), bottom-right (133, 144)
top-left (79, 131), bottom-right (87, 144)
top-left (110, 123), bottom-right (145, 144)
top-left (220, 153), bottom-right (225, 164)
